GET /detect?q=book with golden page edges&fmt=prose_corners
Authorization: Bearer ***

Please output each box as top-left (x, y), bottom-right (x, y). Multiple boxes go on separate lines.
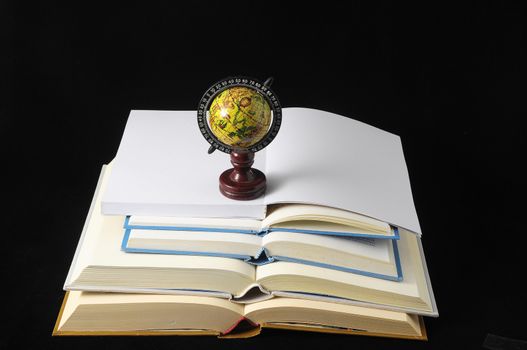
top-left (53, 292), bottom-right (427, 340)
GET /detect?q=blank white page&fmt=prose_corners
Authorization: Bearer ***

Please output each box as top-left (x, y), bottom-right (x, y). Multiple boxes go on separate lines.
top-left (101, 110), bottom-right (266, 218)
top-left (102, 108), bottom-right (421, 234)
top-left (264, 108), bottom-right (421, 234)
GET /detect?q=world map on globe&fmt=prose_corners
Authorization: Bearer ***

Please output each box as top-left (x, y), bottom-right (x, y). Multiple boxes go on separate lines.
top-left (208, 86), bottom-right (272, 148)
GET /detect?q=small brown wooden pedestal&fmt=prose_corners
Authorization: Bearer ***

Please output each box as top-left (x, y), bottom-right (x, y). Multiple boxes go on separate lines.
top-left (219, 151), bottom-right (266, 200)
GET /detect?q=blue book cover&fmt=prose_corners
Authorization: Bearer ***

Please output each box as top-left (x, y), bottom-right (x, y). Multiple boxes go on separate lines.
top-left (121, 224), bottom-right (403, 282)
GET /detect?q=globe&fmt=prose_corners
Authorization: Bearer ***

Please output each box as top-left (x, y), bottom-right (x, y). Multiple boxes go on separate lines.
top-left (208, 86), bottom-right (272, 148)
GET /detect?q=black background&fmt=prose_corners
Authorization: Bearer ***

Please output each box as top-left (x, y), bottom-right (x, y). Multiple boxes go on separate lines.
top-left (1, 1), bottom-right (526, 349)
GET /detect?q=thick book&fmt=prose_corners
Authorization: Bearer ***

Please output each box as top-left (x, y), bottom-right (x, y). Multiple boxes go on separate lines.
top-left (115, 162), bottom-right (402, 280)
top-left (121, 225), bottom-right (403, 281)
top-left (53, 291), bottom-right (427, 340)
top-left (64, 165), bottom-right (438, 316)
top-left (101, 108), bottom-right (422, 236)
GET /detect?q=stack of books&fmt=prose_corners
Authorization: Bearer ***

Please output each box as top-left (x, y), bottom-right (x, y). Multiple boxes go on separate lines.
top-left (53, 108), bottom-right (437, 339)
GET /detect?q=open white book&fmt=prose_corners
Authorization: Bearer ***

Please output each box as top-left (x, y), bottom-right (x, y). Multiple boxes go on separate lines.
top-left (65, 165), bottom-right (437, 316)
top-left (125, 204), bottom-right (397, 239)
top-left (101, 108), bottom-right (422, 236)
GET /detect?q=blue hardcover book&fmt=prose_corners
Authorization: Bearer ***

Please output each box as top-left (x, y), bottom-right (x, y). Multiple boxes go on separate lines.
top-left (121, 220), bottom-right (403, 282)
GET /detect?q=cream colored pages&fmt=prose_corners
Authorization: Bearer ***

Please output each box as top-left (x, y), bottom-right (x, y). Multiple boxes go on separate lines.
top-left (243, 298), bottom-right (421, 335)
top-left (127, 230), bottom-right (263, 256)
top-left (65, 164), bottom-right (256, 295)
top-left (257, 233), bottom-right (419, 297)
top-left (59, 291), bottom-right (420, 336)
top-left (262, 232), bottom-right (392, 263)
top-left (244, 298), bottom-right (411, 321)
top-left (263, 204), bottom-right (390, 233)
top-left (59, 291), bottom-right (244, 332)
top-left (64, 165), bottom-right (108, 289)
top-left (256, 230), bottom-right (433, 312)
top-left (89, 216), bottom-right (256, 272)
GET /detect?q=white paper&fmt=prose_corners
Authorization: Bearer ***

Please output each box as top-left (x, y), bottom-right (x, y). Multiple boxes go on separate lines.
top-left (265, 108), bottom-right (421, 234)
top-left (102, 108), bottom-right (421, 234)
top-left (102, 110), bottom-right (267, 218)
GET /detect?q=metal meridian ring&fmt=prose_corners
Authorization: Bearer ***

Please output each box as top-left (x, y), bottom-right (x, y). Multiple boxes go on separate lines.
top-left (197, 77), bottom-right (282, 154)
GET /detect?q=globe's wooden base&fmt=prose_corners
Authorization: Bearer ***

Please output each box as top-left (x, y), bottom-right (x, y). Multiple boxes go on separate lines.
top-left (219, 168), bottom-right (266, 200)
top-left (219, 151), bottom-right (266, 200)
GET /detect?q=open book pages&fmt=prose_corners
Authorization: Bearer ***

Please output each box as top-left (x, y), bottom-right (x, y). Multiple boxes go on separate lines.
top-left (126, 203), bottom-right (397, 239)
top-left (101, 108), bottom-right (421, 235)
top-left (64, 165), bottom-right (437, 316)
top-left (54, 291), bottom-right (425, 339)
top-left (123, 228), bottom-right (403, 281)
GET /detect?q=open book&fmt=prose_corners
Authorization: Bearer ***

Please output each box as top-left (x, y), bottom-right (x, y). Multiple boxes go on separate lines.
top-left (124, 204), bottom-right (397, 239)
top-left (65, 165), bottom-right (437, 316)
top-left (54, 291), bottom-right (426, 340)
top-left (114, 164), bottom-right (402, 280)
top-left (101, 108), bottom-right (422, 236)
top-left (122, 227), bottom-right (402, 281)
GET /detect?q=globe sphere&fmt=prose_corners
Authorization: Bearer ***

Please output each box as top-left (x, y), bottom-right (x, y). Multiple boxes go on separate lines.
top-left (208, 86), bottom-right (271, 148)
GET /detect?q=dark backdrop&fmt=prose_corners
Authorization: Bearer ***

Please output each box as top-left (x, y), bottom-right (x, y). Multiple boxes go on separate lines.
top-left (1, 2), bottom-right (526, 349)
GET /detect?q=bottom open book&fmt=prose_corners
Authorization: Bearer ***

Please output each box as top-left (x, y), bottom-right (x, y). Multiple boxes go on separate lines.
top-left (53, 291), bottom-right (427, 340)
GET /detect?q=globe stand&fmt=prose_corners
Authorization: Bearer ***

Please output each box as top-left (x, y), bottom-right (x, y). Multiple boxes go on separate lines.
top-left (219, 151), bottom-right (266, 200)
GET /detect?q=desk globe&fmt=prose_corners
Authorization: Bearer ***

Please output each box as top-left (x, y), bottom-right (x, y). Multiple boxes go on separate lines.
top-left (197, 77), bottom-right (282, 200)
top-left (209, 87), bottom-right (272, 148)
